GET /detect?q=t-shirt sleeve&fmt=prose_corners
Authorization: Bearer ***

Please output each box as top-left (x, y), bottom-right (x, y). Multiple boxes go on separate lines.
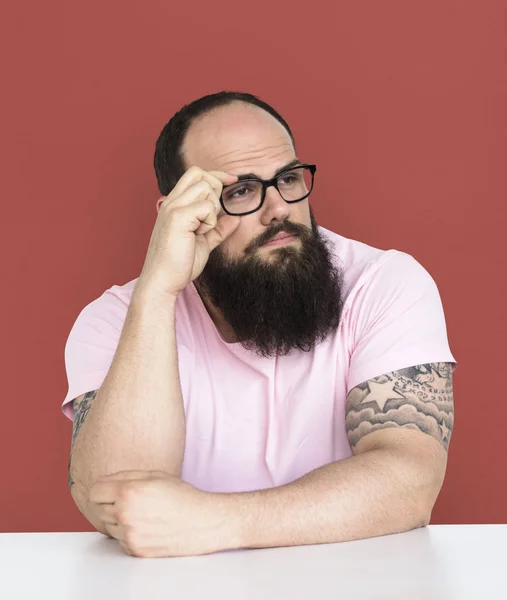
top-left (346, 251), bottom-right (457, 394)
top-left (61, 290), bottom-right (128, 421)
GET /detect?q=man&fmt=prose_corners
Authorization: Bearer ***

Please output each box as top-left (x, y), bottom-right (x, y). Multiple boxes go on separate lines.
top-left (63, 91), bottom-right (456, 558)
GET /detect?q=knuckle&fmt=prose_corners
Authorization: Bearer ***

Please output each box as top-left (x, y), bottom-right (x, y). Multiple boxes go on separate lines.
top-left (123, 529), bottom-right (137, 550)
top-left (207, 172), bottom-right (222, 186)
top-left (119, 483), bottom-right (138, 505)
top-left (133, 546), bottom-right (151, 558)
top-left (195, 179), bottom-right (213, 194)
top-left (124, 531), bottom-right (147, 557)
top-left (117, 485), bottom-right (130, 501)
top-left (116, 507), bottom-right (130, 525)
top-left (187, 165), bottom-right (204, 179)
top-left (169, 205), bottom-right (183, 218)
top-left (159, 196), bottom-right (172, 210)
top-left (201, 198), bottom-right (217, 215)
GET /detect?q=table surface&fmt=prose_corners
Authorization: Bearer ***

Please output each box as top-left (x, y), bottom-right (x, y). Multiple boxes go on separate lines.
top-left (0, 525), bottom-right (505, 599)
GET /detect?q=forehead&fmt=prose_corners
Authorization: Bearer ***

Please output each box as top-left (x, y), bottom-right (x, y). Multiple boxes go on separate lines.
top-left (182, 102), bottom-right (296, 178)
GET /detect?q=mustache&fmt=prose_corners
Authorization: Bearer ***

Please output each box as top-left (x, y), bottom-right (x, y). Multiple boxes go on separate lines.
top-left (246, 221), bottom-right (313, 254)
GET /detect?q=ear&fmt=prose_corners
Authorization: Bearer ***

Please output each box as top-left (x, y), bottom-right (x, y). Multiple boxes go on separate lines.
top-left (156, 197), bottom-right (165, 213)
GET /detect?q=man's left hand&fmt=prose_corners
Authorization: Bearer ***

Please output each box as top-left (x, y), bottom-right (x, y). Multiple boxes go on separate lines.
top-left (89, 470), bottom-right (240, 557)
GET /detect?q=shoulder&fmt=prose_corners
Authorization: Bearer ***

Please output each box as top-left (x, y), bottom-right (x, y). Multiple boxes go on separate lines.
top-left (70, 278), bottom-right (136, 330)
top-left (68, 277), bottom-right (197, 351)
top-left (65, 279), bottom-right (138, 361)
top-left (317, 227), bottom-right (432, 309)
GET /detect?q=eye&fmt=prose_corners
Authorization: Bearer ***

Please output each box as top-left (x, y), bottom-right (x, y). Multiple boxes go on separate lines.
top-left (278, 171), bottom-right (301, 186)
top-left (231, 187), bottom-right (250, 198)
top-left (223, 181), bottom-right (258, 202)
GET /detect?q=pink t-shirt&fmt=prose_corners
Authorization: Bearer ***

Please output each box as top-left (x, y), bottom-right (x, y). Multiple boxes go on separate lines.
top-left (62, 227), bottom-right (456, 493)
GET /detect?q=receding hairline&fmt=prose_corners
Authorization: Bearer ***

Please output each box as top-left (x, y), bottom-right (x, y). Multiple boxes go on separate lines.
top-left (181, 100), bottom-right (294, 167)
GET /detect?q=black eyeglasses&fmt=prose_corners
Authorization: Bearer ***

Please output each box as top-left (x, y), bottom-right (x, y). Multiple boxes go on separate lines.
top-left (220, 164), bottom-right (317, 216)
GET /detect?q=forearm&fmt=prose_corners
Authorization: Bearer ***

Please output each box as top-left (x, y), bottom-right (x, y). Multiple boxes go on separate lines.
top-left (226, 446), bottom-right (438, 550)
top-left (72, 288), bottom-right (185, 490)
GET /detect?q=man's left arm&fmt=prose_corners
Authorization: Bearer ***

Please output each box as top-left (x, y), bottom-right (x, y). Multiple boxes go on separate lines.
top-left (228, 361), bottom-right (453, 549)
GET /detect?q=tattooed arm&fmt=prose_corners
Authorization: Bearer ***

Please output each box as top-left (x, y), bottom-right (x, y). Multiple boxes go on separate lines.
top-left (346, 362), bottom-right (453, 453)
top-left (67, 390), bottom-right (110, 534)
top-left (68, 391), bottom-right (97, 488)
top-left (222, 362), bottom-right (453, 549)
top-left (65, 291), bottom-right (186, 536)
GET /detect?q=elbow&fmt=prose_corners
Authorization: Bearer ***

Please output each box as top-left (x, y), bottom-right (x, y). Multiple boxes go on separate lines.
top-left (416, 467), bottom-right (446, 529)
top-left (408, 480), bottom-right (440, 531)
top-left (392, 497), bottom-right (432, 535)
top-left (389, 466), bottom-right (442, 533)
top-left (415, 503), bottom-right (432, 528)
top-left (70, 481), bottom-right (110, 537)
top-left (392, 446), bottom-right (446, 531)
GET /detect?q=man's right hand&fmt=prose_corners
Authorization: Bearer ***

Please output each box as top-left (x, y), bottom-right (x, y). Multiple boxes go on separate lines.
top-left (135, 166), bottom-right (240, 300)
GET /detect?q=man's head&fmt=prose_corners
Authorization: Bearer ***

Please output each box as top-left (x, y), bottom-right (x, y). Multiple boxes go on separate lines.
top-left (154, 91), bottom-right (344, 357)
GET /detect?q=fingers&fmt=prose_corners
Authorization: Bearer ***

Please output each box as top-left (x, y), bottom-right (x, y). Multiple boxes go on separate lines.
top-left (105, 522), bottom-right (126, 542)
top-left (187, 180), bottom-right (222, 216)
top-left (171, 166), bottom-right (237, 201)
top-left (159, 167), bottom-right (240, 244)
top-left (94, 499), bottom-right (126, 542)
top-left (119, 539), bottom-right (134, 555)
top-left (177, 197), bottom-right (219, 234)
top-left (91, 469), bottom-right (170, 504)
top-left (97, 470), bottom-right (158, 481)
top-left (162, 179), bottom-right (222, 226)
top-left (90, 470), bottom-right (162, 503)
top-left (89, 481), bottom-right (120, 504)
top-left (94, 503), bottom-right (118, 528)
top-left (204, 214), bottom-right (241, 251)
top-left (166, 203), bottom-right (215, 239)
top-left (207, 170), bottom-right (238, 194)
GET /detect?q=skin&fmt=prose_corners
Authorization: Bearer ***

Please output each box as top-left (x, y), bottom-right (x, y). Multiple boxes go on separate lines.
top-left (68, 103), bottom-right (454, 557)
top-left (82, 360), bottom-right (452, 557)
top-left (156, 103), bottom-right (312, 342)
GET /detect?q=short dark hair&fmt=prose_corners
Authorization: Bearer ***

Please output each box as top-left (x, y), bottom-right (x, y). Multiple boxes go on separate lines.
top-left (153, 91), bottom-right (296, 196)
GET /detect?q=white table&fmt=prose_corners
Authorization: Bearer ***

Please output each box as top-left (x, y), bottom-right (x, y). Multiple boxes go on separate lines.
top-left (0, 525), bottom-right (505, 599)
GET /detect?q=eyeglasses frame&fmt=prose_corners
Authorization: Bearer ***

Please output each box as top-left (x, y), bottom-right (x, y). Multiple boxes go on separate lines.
top-left (219, 163), bottom-right (317, 216)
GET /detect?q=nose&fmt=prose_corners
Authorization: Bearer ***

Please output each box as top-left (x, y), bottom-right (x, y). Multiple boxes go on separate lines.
top-left (260, 184), bottom-right (290, 226)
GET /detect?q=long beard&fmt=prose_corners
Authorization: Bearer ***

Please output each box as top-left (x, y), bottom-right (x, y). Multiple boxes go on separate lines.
top-left (196, 212), bottom-right (344, 358)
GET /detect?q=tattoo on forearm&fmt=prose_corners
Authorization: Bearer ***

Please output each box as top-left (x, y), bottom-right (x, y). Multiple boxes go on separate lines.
top-left (71, 390), bottom-right (97, 449)
top-left (68, 390), bottom-right (98, 489)
top-left (346, 362), bottom-right (454, 452)
top-left (68, 454), bottom-right (75, 489)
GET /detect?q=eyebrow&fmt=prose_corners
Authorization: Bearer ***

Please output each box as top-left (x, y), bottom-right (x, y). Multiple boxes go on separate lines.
top-left (235, 159), bottom-right (302, 182)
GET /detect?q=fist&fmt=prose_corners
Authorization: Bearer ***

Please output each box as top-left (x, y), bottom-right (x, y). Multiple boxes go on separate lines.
top-left (89, 470), bottom-right (240, 558)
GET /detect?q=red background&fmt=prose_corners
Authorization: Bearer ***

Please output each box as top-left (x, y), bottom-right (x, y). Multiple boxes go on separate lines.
top-left (1, 1), bottom-right (505, 532)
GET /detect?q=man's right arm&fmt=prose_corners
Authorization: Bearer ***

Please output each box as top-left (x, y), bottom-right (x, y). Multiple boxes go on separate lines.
top-left (68, 290), bottom-right (186, 534)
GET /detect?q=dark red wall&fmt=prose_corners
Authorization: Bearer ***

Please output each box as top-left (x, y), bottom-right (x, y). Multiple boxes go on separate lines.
top-left (1, 0), bottom-right (505, 531)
